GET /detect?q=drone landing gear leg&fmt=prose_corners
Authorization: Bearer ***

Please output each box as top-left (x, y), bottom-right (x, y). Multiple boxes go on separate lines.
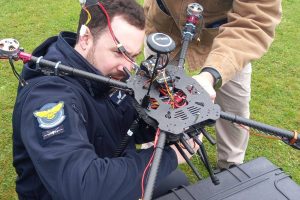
top-left (193, 135), bottom-right (220, 185)
top-left (174, 142), bottom-right (203, 180)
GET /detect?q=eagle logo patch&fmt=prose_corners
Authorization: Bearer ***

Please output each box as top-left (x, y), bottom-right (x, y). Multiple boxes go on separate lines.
top-left (34, 101), bottom-right (66, 129)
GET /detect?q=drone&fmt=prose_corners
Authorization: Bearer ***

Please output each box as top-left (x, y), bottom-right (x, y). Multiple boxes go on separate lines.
top-left (0, 3), bottom-right (299, 200)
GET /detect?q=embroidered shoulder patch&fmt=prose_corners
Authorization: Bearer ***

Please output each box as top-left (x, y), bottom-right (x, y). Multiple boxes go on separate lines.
top-left (110, 90), bottom-right (127, 105)
top-left (33, 101), bottom-right (66, 129)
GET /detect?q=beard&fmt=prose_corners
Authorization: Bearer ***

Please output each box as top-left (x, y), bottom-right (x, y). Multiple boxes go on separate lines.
top-left (85, 45), bottom-right (127, 81)
top-left (86, 45), bottom-right (96, 67)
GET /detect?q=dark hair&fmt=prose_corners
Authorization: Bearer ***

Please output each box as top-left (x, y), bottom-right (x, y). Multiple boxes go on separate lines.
top-left (76, 0), bottom-right (145, 41)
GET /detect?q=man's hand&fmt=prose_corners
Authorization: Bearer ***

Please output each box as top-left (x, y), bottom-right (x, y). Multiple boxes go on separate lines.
top-left (141, 135), bottom-right (203, 165)
top-left (171, 134), bottom-right (203, 164)
top-left (192, 72), bottom-right (216, 102)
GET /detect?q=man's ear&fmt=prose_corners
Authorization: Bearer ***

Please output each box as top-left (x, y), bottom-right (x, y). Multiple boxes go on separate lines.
top-left (77, 25), bottom-right (93, 51)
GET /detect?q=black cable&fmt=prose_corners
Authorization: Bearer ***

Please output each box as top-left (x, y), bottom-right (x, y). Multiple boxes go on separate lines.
top-left (141, 54), bottom-right (161, 108)
top-left (8, 57), bottom-right (27, 86)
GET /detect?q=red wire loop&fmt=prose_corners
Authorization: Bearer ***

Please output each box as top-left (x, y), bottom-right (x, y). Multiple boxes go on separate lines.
top-left (97, 2), bottom-right (136, 66)
top-left (289, 130), bottom-right (298, 145)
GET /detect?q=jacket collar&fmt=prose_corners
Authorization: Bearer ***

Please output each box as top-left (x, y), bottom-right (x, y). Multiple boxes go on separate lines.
top-left (23, 31), bottom-right (112, 96)
top-left (57, 32), bottom-right (113, 96)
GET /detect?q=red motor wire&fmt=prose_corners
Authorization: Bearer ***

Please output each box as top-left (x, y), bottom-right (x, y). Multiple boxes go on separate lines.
top-left (141, 128), bottom-right (160, 199)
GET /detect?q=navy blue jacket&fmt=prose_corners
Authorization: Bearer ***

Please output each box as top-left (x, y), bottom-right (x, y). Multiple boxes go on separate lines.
top-left (12, 32), bottom-right (177, 200)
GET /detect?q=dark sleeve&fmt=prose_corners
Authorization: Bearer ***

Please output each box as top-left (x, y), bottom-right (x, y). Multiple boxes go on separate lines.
top-left (20, 79), bottom-right (178, 200)
top-left (132, 118), bottom-right (156, 144)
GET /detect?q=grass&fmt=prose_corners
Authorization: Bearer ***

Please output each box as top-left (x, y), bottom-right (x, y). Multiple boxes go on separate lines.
top-left (0, 0), bottom-right (299, 199)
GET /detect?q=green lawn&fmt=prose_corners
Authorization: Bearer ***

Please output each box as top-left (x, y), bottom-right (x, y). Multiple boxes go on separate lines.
top-left (0, 0), bottom-right (299, 199)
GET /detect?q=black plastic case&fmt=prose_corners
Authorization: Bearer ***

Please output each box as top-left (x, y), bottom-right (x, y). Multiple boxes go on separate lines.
top-left (155, 157), bottom-right (300, 200)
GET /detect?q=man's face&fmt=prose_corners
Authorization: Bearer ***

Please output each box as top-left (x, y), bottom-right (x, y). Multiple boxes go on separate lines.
top-left (86, 16), bottom-right (145, 80)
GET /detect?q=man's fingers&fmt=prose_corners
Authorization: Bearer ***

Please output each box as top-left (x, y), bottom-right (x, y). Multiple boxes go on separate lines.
top-left (192, 73), bottom-right (216, 102)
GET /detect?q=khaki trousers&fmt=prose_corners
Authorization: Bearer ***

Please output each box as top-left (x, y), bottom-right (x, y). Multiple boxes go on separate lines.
top-left (215, 64), bottom-right (251, 169)
top-left (143, 43), bottom-right (251, 169)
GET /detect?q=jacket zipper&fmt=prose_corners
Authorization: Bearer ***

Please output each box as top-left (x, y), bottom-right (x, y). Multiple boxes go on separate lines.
top-left (72, 104), bottom-right (87, 123)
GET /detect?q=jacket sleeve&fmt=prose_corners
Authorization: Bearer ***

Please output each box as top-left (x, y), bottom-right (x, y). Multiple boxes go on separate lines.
top-left (204, 0), bottom-right (282, 84)
top-left (20, 79), bottom-right (177, 200)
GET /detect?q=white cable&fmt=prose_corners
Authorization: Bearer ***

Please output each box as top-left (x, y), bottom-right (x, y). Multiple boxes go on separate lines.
top-left (79, 0), bottom-right (86, 6)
